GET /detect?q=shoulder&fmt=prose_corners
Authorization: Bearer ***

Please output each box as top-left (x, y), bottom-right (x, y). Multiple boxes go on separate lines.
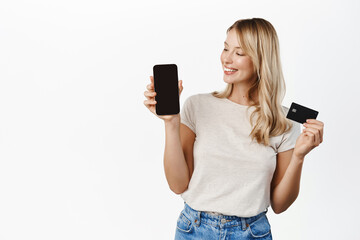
top-left (183, 92), bottom-right (213, 104)
top-left (281, 105), bottom-right (290, 115)
top-left (188, 92), bottom-right (212, 99)
top-left (280, 105), bottom-right (298, 129)
top-left (281, 105), bottom-right (301, 134)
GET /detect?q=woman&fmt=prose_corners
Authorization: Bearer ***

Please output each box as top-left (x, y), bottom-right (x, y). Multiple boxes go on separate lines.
top-left (144, 18), bottom-right (324, 240)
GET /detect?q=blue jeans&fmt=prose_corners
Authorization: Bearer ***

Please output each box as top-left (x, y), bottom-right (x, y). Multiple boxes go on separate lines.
top-left (175, 202), bottom-right (272, 240)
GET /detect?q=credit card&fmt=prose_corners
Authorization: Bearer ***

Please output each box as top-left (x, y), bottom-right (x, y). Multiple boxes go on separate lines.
top-left (286, 102), bottom-right (319, 124)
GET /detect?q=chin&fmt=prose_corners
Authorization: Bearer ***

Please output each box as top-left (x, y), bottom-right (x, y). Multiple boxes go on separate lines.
top-left (223, 79), bottom-right (233, 84)
top-left (223, 76), bottom-right (237, 84)
top-left (223, 74), bottom-right (248, 85)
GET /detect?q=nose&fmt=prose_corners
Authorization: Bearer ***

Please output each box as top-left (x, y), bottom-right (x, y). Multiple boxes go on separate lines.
top-left (222, 51), bottom-right (232, 64)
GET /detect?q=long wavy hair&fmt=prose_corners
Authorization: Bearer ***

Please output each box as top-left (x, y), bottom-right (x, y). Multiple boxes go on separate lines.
top-left (212, 18), bottom-right (293, 146)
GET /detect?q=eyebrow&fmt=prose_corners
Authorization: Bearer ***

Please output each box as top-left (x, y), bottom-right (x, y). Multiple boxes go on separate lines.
top-left (224, 41), bottom-right (242, 49)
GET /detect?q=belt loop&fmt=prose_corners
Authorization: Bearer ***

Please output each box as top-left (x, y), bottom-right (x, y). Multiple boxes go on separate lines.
top-left (193, 210), bottom-right (200, 227)
top-left (186, 202), bottom-right (201, 227)
top-left (195, 211), bottom-right (201, 227)
top-left (241, 218), bottom-right (247, 231)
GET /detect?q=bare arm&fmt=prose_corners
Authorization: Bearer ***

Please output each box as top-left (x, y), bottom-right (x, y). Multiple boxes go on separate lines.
top-left (143, 76), bottom-right (194, 195)
top-left (270, 149), bottom-right (304, 214)
top-left (271, 119), bottom-right (324, 214)
top-left (163, 116), bottom-right (191, 194)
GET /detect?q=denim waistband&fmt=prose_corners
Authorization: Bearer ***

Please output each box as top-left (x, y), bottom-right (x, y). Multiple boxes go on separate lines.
top-left (182, 202), bottom-right (268, 230)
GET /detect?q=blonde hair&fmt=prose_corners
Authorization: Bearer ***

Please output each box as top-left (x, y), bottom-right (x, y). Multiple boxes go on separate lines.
top-left (212, 18), bottom-right (293, 146)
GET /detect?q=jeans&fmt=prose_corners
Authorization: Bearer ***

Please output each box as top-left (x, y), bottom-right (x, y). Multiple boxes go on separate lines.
top-left (175, 202), bottom-right (272, 240)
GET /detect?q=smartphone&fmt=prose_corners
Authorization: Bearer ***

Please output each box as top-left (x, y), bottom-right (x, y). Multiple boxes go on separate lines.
top-left (153, 64), bottom-right (180, 115)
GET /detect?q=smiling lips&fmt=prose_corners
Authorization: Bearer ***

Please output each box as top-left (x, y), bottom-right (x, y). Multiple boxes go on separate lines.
top-left (224, 66), bottom-right (238, 75)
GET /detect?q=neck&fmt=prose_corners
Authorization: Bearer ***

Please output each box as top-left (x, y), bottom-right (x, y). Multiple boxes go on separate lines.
top-left (229, 83), bottom-right (258, 106)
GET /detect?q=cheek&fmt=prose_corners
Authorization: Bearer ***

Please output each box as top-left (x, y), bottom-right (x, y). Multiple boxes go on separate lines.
top-left (235, 58), bottom-right (253, 71)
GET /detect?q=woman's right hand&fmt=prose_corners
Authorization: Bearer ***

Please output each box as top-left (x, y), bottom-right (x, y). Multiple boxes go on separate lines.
top-left (143, 76), bottom-right (183, 122)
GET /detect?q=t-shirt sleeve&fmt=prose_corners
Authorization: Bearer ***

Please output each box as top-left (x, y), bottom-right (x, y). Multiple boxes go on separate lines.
top-left (277, 121), bottom-right (301, 153)
top-left (180, 96), bottom-right (196, 133)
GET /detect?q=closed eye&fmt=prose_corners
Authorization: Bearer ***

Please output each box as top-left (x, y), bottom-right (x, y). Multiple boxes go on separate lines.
top-left (224, 49), bottom-right (244, 55)
top-left (223, 48), bottom-right (244, 56)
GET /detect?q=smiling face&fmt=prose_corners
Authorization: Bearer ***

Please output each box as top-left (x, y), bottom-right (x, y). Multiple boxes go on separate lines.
top-left (220, 29), bottom-right (257, 85)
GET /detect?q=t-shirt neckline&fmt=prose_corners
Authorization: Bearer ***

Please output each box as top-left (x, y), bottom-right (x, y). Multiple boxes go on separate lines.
top-left (210, 93), bottom-right (254, 108)
top-left (224, 98), bottom-right (252, 108)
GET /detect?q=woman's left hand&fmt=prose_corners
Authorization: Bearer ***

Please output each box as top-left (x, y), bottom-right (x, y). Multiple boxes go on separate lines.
top-left (293, 119), bottom-right (324, 159)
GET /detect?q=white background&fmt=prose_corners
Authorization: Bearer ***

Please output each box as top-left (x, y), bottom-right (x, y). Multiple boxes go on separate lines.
top-left (0, 0), bottom-right (359, 239)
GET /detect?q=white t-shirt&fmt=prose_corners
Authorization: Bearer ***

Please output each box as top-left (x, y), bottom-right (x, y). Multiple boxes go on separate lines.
top-left (180, 92), bottom-right (301, 217)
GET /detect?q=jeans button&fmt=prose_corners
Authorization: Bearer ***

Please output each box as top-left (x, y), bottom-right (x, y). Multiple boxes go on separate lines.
top-left (221, 219), bottom-right (227, 224)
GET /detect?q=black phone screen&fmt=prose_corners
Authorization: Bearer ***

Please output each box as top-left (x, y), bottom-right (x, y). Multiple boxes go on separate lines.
top-left (153, 64), bottom-right (180, 115)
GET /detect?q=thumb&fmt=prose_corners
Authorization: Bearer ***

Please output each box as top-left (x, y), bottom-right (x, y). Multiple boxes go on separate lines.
top-left (179, 80), bottom-right (183, 95)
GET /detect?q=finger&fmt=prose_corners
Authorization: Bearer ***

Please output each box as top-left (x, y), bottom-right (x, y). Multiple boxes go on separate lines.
top-left (303, 122), bottom-right (323, 143)
top-left (146, 83), bottom-right (154, 91)
top-left (306, 119), bottom-right (324, 127)
top-left (144, 90), bottom-right (156, 99)
top-left (150, 76), bottom-right (155, 89)
top-left (179, 80), bottom-right (183, 93)
top-left (303, 127), bottom-right (320, 145)
top-left (304, 131), bottom-right (317, 146)
top-left (143, 99), bottom-right (157, 107)
top-left (303, 122), bottom-right (322, 130)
